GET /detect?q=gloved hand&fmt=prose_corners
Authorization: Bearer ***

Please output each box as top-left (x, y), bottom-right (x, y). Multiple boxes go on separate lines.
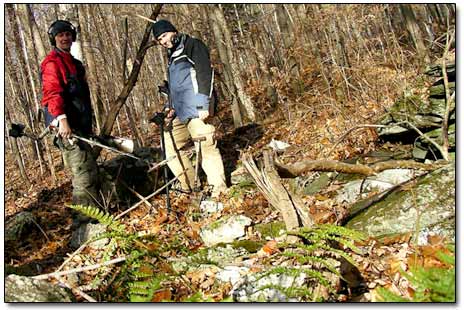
top-left (198, 110), bottom-right (209, 120)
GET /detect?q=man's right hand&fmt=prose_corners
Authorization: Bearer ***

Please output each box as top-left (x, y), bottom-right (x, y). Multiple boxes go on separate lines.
top-left (58, 117), bottom-right (73, 139)
top-left (165, 108), bottom-right (175, 119)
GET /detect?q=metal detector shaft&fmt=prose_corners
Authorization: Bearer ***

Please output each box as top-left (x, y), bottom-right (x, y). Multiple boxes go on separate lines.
top-left (158, 120), bottom-right (171, 214)
top-left (71, 134), bottom-right (141, 161)
top-left (35, 124), bottom-right (142, 161)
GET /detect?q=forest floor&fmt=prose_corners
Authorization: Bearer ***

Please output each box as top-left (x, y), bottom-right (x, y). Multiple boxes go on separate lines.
top-left (4, 105), bottom-right (454, 302)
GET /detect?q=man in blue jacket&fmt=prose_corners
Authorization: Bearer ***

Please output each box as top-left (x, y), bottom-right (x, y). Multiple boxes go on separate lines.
top-left (153, 20), bottom-right (227, 198)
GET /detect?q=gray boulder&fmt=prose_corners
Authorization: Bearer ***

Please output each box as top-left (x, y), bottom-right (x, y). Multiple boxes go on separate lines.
top-left (232, 270), bottom-right (307, 302)
top-left (200, 215), bottom-right (252, 246)
top-left (335, 168), bottom-right (416, 205)
top-left (5, 274), bottom-right (74, 302)
top-left (5, 211), bottom-right (36, 243)
top-left (345, 163), bottom-right (455, 239)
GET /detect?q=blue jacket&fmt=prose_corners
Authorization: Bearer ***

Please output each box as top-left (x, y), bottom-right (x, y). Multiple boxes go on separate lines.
top-left (167, 34), bottom-right (213, 123)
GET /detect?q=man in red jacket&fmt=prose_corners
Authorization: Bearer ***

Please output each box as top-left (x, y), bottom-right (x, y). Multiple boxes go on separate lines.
top-left (41, 20), bottom-right (99, 209)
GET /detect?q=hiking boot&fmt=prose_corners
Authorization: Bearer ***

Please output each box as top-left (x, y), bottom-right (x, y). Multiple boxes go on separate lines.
top-left (211, 185), bottom-right (228, 199)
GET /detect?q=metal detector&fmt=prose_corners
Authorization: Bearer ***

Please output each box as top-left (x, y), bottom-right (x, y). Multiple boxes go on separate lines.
top-left (149, 111), bottom-right (172, 214)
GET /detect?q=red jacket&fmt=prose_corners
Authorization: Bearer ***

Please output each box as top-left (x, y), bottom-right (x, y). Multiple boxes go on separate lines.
top-left (40, 49), bottom-right (79, 117)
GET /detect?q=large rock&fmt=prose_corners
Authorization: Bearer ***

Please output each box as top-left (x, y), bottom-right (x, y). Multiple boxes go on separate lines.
top-left (200, 215), bottom-right (252, 246)
top-left (231, 269), bottom-right (308, 302)
top-left (230, 165), bottom-right (254, 186)
top-left (335, 168), bottom-right (417, 205)
top-left (413, 123), bottom-right (455, 160)
top-left (377, 93), bottom-right (451, 142)
top-left (5, 211), bottom-right (36, 243)
top-left (345, 163), bottom-right (455, 238)
top-left (377, 61), bottom-right (455, 148)
top-left (5, 275), bottom-right (75, 302)
top-left (170, 245), bottom-right (249, 274)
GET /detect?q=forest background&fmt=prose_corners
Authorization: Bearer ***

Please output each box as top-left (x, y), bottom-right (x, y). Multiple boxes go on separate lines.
top-left (3, 3), bottom-right (458, 186)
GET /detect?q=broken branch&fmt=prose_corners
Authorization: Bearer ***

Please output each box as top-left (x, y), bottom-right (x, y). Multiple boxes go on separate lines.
top-left (32, 256), bottom-right (127, 281)
top-left (275, 159), bottom-right (446, 178)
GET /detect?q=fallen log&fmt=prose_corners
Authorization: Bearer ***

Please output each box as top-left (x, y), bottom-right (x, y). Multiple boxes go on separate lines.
top-left (275, 159), bottom-right (447, 178)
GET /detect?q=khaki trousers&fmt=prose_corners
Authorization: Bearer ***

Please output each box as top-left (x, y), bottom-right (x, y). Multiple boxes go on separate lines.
top-left (164, 118), bottom-right (227, 196)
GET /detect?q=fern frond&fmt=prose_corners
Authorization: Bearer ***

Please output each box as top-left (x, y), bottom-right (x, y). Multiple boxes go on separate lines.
top-left (128, 277), bottom-right (164, 302)
top-left (294, 255), bottom-right (341, 277)
top-left (376, 287), bottom-right (410, 302)
top-left (131, 270), bottom-right (154, 279)
top-left (69, 205), bottom-right (125, 232)
top-left (317, 243), bottom-right (358, 267)
top-left (376, 247), bottom-right (455, 302)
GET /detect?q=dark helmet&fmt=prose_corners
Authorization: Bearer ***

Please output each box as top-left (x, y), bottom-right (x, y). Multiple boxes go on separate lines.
top-left (152, 20), bottom-right (177, 39)
top-left (47, 20), bottom-right (77, 46)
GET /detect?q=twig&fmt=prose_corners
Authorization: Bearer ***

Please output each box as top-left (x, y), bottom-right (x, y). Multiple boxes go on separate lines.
top-left (56, 276), bottom-right (97, 302)
top-left (118, 179), bottom-right (153, 208)
top-left (32, 256), bottom-right (127, 280)
top-left (135, 13), bottom-right (157, 24)
top-left (30, 217), bottom-right (50, 242)
top-left (148, 155), bottom-right (176, 173)
top-left (327, 124), bottom-right (389, 156)
top-left (400, 121), bottom-right (447, 159)
top-left (56, 241), bottom-right (91, 272)
top-left (440, 28), bottom-right (455, 162)
top-left (115, 170), bottom-right (188, 220)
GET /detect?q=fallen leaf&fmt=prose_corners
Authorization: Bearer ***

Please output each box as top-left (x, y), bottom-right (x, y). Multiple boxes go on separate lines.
top-left (152, 289), bottom-right (172, 302)
top-left (262, 240), bottom-right (279, 255)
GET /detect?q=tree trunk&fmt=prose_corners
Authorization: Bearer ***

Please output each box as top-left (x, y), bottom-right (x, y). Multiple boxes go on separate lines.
top-left (99, 5), bottom-right (162, 139)
top-left (250, 24), bottom-right (278, 110)
top-left (26, 4), bottom-right (47, 61)
top-left (6, 8), bottom-right (44, 166)
top-left (5, 108), bottom-right (31, 187)
top-left (400, 4), bottom-right (430, 63)
top-left (205, 5), bottom-right (243, 128)
top-left (77, 4), bottom-right (104, 132)
top-left (7, 5), bottom-right (41, 127)
top-left (213, 5), bottom-right (256, 123)
top-left (122, 16), bottom-right (143, 147)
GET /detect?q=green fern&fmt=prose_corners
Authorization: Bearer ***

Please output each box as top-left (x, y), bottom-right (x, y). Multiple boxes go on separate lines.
top-left (259, 224), bottom-right (366, 301)
top-left (128, 276), bottom-right (164, 302)
top-left (69, 204), bottom-right (125, 232)
top-left (376, 246), bottom-right (455, 302)
top-left (181, 291), bottom-right (215, 302)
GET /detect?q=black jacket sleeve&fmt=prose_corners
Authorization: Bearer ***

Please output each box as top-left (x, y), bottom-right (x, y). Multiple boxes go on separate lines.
top-left (185, 37), bottom-right (213, 97)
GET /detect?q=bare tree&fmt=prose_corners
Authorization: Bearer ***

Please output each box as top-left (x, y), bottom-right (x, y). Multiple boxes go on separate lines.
top-left (400, 4), bottom-right (430, 63)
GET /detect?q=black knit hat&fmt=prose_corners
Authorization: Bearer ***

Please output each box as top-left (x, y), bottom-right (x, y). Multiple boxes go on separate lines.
top-left (152, 20), bottom-right (177, 39)
top-left (47, 20), bottom-right (77, 45)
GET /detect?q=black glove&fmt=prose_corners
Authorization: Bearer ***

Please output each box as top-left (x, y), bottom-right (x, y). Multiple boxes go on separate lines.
top-left (158, 80), bottom-right (169, 97)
